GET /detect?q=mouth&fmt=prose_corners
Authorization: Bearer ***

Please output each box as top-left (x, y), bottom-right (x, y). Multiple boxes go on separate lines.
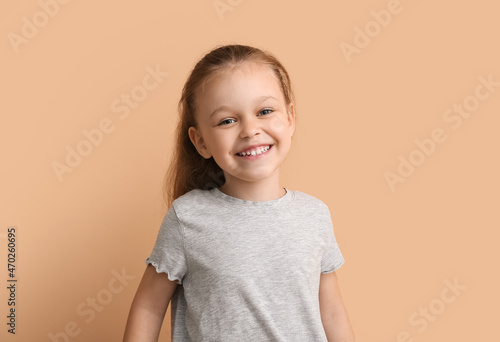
top-left (235, 145), bottom-right (273, 158)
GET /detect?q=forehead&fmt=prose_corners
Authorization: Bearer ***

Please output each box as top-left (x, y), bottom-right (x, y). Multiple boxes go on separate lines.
top-left (196, 61), bottom-right (284, 114)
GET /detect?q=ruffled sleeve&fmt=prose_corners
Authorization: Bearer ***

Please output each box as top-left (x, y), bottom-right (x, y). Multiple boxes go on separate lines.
top-left (145, 205), bottom-right (188, 284)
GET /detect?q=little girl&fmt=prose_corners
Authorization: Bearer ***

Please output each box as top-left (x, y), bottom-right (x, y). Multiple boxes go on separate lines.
top-left (123, 44), bottom-right (354, 342)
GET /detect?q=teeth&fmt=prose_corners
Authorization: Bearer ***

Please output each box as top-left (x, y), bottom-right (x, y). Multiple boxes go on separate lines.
top-left (238, 145), bottom-right (270, 156)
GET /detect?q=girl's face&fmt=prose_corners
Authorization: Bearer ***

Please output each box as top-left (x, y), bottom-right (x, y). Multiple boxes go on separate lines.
top-left (188, 61), bottom-right (295, 186)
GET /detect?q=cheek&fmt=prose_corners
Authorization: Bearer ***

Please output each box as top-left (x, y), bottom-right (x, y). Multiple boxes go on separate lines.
top-left (211, 133), bottom-right (233, 152)
top-left (270, 116), bottom-right (290, 134)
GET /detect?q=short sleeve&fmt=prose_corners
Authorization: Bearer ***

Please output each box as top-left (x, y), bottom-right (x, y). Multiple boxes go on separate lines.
top-left (321, 207), bottom-right (345, 273)
top-left (145, 205), bottom-right (188, 284)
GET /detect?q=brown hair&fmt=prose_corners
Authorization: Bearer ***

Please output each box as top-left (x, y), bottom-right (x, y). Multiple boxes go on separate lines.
top-left (162, 44), bottom-right (296, 209)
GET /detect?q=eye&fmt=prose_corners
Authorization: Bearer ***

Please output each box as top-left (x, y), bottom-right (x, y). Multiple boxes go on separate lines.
top-left (218, 118), bottom-right (236, 126)
top-left (258, 108), bottom-right (273, 116)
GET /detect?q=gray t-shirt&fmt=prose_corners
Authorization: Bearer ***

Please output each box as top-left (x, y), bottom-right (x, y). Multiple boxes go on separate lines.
top-left (145, 187), bottom-right (345, 341)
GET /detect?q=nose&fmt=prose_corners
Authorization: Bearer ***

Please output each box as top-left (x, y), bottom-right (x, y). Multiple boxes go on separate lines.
top-left (239, 115), bottom-right (261, 139)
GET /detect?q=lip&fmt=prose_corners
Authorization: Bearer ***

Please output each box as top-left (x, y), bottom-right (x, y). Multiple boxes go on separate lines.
top-left (235, 144), bottom-right (273, 155)
top-left (235, 144), bottom-right (273, 160)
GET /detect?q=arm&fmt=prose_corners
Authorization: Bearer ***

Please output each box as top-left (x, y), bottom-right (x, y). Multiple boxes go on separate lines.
top-left (319, 271), bottom-right (355, 342)
top-left (123, 264), bottom-right (180, 342)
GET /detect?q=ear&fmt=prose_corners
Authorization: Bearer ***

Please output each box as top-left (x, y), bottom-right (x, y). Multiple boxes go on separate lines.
top-left (188, 126), bottom-right (212, 159)
top-left (287, 103), bottom-right (296, 137)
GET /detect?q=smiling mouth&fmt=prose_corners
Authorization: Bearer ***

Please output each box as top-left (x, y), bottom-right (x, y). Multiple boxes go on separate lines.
top-left (235, 145), bottom-right (272, 157)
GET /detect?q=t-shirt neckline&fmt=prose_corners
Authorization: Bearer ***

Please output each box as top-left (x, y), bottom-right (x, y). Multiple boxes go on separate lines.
top-left (209, 186), bottom-right (294, 208)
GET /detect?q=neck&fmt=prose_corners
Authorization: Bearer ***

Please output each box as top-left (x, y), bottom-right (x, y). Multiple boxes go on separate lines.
top-left (218, 170), bottom-right (285, 201)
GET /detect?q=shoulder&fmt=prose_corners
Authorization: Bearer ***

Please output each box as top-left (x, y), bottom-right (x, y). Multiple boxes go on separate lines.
top-left (293, 190), bottom-right (330, 221)
top-left (289, 189), bottom-right (331, 216)
top-left (289, 190), bottom-right (335, 236)
top-left (170, 188), bottom-right (214, 217)
top-left (173, 188), bottom-right (212, 206)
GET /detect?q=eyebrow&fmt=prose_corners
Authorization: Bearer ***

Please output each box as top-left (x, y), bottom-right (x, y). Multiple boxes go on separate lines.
top-left (209, 95), bottom-right (278, 119)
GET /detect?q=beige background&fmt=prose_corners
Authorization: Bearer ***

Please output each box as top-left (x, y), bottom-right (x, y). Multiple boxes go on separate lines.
top-left (1, 0), bottom-right (499, 341)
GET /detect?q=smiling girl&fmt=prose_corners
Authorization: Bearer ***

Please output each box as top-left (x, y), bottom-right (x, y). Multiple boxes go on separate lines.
top-left (123, 44), bottom-right (354, 342)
